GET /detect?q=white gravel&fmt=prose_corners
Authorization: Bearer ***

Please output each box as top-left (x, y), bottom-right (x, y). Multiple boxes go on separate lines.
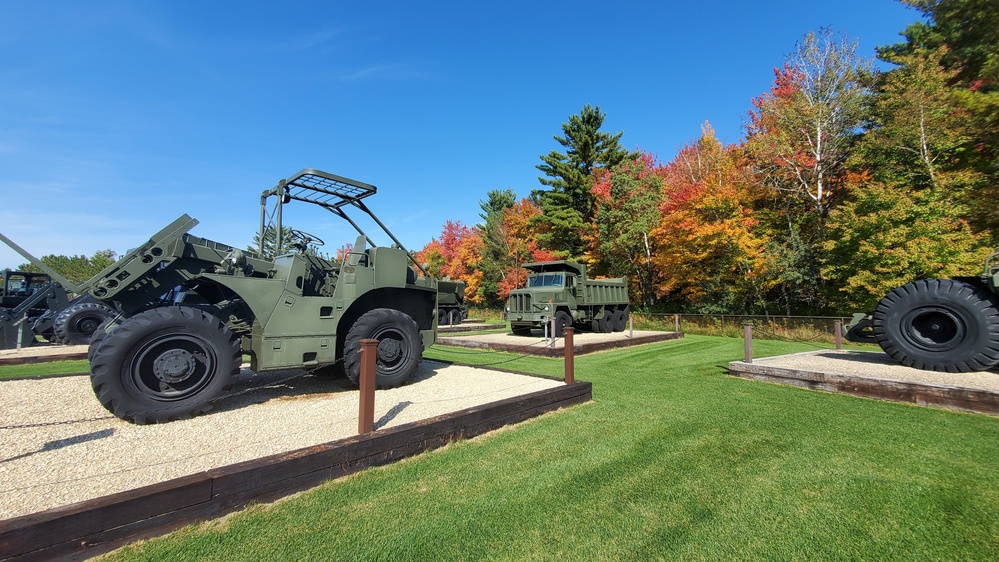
top-left (0, 361), bottom-right (563, 520)
top-left (749, 350), bottom-right (999, 391)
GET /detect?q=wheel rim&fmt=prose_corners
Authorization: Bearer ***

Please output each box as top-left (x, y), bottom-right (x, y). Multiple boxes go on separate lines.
top-left (900, 306), bottom-right (966, 352)
top-left (129, 334), bottom-right (218, 401)
top-left (372, 326), bottom-right (409, 374)
top-left (74, 315), bottom-right (102, 335)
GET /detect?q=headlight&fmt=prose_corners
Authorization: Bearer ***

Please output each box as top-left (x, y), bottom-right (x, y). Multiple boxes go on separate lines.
top-left (505, 305), bottom-right (510, 311)
top-left (544, 305), bottom-right (550, 311)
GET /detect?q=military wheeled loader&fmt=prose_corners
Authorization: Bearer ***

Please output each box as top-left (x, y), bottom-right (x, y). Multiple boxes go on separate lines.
top-left (845, 249), bottom-right (999, 373)
top-left (8, 169), bottom-right (438, 423)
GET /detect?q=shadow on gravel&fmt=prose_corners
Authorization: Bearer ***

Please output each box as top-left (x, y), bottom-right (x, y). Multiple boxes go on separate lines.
top-left (2, 428), bottom-right (115, 464)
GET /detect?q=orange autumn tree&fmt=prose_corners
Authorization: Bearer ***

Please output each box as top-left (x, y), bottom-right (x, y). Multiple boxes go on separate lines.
top-left (650, 124), bottom-right (770, 313)
top-left (495, 198), bottom-right (557, 300)
top-left (415, 220), bottom-right (485, 305)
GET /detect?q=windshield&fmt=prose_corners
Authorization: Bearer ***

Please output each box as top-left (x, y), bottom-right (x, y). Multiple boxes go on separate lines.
top-left (528, 273), bottom-right (563, 288)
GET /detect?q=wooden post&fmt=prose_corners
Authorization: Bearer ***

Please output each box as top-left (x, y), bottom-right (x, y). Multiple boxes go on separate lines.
top-left (550, 315), bottom-right (556, 348)
top-left (564, 327), bottom-right (575, 384)
top-left (834, 320), bottom-right (843, 350)
top-left (674, 313), bottom-right (679, 333)
top-left (628, 314), bottom-right (633, 338)
top-left (743, 323), bottom-right (753, 364)
top-left (358, 338), bottom-right (377, 435)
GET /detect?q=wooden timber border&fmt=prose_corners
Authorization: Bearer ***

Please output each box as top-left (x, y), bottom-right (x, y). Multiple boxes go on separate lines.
top-left (729, 357), bottom-right (999, 417)
top-left (0, 380), bottom-right (591, 562)
top-left (437, 331), bottom-right (683, 357)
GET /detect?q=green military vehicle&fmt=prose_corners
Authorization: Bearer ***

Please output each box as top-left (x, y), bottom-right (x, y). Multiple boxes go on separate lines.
top-left (5, 169), bottom-right (438, 423)
top-left (0, 265), bottom-right (115, 349)
top-left (505, 261), bottom-right (629, 337)
top-left (846, 249), bottom-right (999, 372)
top-left (437, 279), bottom-right (467, 325)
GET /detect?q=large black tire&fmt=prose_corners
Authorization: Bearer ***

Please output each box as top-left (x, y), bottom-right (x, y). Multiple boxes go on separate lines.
top-left (611, 309), bottom-right (627, 332)
top-left (89, 306), bottom-right (241, 424)
top-left (597, 311), bottom-right (612, 333)
top-left (88, 319), bottom-right (114, 362)
top-left (873, 279), bottom-right (999, 372)
top-left (343, 308), bottom-right (423, 389)
top-left (448, 308), bottom-right (463, 326)
top-left (53, 302), bottom-right (114, 345)
top-left (553, 311), bottom-right (572, 338)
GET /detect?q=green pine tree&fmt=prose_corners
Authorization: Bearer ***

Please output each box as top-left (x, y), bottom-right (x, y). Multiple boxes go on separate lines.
top-left (533, 104), bottom-right (632, 259)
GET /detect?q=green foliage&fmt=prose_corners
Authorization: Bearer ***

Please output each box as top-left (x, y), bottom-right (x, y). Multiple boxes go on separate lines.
top-left (534, 104), bottom-right (632, 259)
top-left (855, 47), bottom-right (973, 190)
top-left (17, 249), bottom-right (116, 286)
top-left (250, 225), bottom-right (294, 259)
top-left (476, 189), bottom-right (517, 307)
top-left (883, 0), bottom-right (999, 238)
top-left (590, 153), bottom-right (664, 306)
top-left (821, 181), bottom-right (990, 310)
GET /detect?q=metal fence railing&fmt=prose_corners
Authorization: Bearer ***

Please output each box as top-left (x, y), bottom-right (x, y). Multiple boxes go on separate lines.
top-left (632, 313), bottom-right (854, 344)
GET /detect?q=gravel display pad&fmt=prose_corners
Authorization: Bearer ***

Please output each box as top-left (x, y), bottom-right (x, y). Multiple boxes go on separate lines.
top-left (730, 350), bottom-right (999, 415)
top-left (0, 361), bottom-right (563, 520)
top-left (746, 350), bottom-right (999, 390)
top-left (438, 329), bottom-right (682, 356)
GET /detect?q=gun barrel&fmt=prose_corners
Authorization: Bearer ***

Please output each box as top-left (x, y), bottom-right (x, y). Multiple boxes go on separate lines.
top-left (0, 231), bottom-right (81, 293)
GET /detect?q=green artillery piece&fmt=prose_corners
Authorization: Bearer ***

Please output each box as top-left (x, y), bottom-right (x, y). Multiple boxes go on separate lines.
top-left (0, 249), bottom-right (115, 349)
top-left (845, 249), bottom-right (999, 372)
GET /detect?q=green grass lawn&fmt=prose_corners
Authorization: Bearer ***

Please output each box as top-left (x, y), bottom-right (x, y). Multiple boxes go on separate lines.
top-left (0, 359), bottom-right (89, 379)
top-left (70, 335), bottom-right (999, 560)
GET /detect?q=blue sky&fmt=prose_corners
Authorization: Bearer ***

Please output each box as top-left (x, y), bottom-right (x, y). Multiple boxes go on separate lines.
top-left (0, 1), bottom-right (921, 269)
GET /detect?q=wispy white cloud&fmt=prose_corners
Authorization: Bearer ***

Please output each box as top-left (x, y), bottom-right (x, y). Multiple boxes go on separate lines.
top-left (324, 63), bottom-right (433, 82)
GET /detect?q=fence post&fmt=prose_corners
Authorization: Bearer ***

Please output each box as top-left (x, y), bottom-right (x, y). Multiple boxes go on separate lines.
top-left (834, 320), bottom-right (843, 350)
top-left (628, 314), bottom-right (633, 338)
top-left (358, 338), bottom-right (377, 435)
top-left (674, 313), bottom-right (679, 333)
top-left (550, 315), bottom-right (556, 348)
top-left (743, 323), bottom-right (753, 364)
top-left (564, 327), bottom-right (575, 384)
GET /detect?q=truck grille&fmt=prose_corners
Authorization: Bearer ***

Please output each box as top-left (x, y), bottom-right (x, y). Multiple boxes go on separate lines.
top-left (509, 293), bottom-right (532, 313)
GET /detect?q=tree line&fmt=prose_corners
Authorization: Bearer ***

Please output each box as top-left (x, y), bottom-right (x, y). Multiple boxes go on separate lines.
top-left (416, 0), bottom-right (998, 315)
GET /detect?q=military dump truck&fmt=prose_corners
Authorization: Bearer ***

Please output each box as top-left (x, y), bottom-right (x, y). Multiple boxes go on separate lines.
top-left (6, 169), bottom-right (438, 424)
top-left (0, 264), bottom-right (114, 349)
top-left (505, 261), bottom-right (629, 337)
top-left (846, 249), bottom-right (999, 373)
top-left (437, 279), bottom-right (467, 325)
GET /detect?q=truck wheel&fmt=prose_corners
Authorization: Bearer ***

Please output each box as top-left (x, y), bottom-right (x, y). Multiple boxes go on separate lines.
top-left (597, 312), bottom-right (612, 334)
top-left (437, 309), bottom-right (446, 325)
top-left (873, 279), bottom-right (999, 372)
top-left (53, 302), bottom-right (114, 345)
top-left (344, 308), bottom-right (423, 389)
top-left (612, 309), bottom-right (626, 332)
top-left (448, 309), bottom-right (463, 326)
top-left (89, 306), bottom-right (240, 424)
top-left (554, 311), bottom-right (572, 337)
